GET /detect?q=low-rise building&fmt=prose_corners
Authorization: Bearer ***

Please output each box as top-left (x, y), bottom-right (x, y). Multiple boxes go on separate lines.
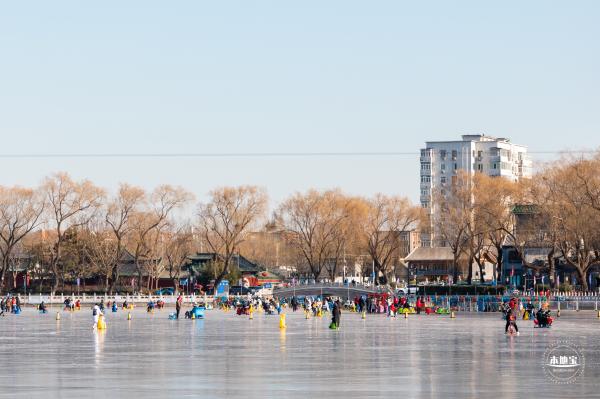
top-left (404, 247), bottom-right (458, 284)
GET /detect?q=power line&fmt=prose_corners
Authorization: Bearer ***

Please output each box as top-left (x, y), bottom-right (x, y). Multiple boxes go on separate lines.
top-left (0, 150), bottom-right (594, 159)
top-left (0, 152), bottom-right (414, 158)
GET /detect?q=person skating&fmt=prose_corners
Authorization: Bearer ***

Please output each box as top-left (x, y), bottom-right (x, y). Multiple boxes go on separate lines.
top-left (176, 294), bottom-right (183, 319)
top-left (536, 307), bottom-right (552, 327)
top-left (505, 307), bottom-right (519, 335)
top-left (92, 304), bottom-right (102, 329)
top-left (330, 300), bottom-right (341, 329)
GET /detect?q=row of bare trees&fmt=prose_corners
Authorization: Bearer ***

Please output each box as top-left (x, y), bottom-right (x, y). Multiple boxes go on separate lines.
top-left (434, 171), bottom-right (517, 284)
top-left (0, 172), bottom-right (422, 293)
top-left (0, 172), bottom-right (196, 294)
top-left (435, 153), bottom-right (600, 291)
top-left (7, 153), bottom-right (599, 293)
top-left (278, 190), bottom-right (422, 284)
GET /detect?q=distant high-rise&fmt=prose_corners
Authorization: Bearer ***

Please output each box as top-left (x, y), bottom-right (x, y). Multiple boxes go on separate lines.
top-left (419, 134), bottom-right (532, 247)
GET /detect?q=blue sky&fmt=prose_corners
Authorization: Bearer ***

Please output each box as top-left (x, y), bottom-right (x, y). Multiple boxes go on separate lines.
top-left (1, 1), bottom-right (598, 205)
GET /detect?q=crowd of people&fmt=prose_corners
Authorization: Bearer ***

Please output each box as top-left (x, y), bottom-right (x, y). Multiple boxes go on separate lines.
top-left (224, 294), bottom-right (345, 329)
top-left (351, 295), bottom-right (430, 316)
top-left (0, 290), bottom-right (558, 337)
top-left (502, 297), bottom-right (554, 334)
top-left (0, 295), bottom-right (21, 316)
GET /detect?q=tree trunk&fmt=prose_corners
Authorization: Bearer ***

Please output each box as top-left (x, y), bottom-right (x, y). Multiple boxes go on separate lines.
top-left (0, 267), bottom-right (6, 295)
top-left (312, 267), bottom-right (320, 282)
top-left (109, 265), bottom-right (119, 294)
top-left (466, 256), bottom-right (473, 285)
top-left (383, 270), bottom-right (394, 286)
top-left (578, 267), bottom-right (588, 291)
top-left (495, 244), bottom-right (503, 282)
top-left (547, 250), bottom-right (556, 289)
top-left (60, 265), bottom-right (66, 293)
top-left (212, 258), bottom-right (231, 293)
top-left (478, 262), bottom-right (485, 284)
top-left (328, 262), bottom-right (336, 282)
top-left (51, 262), bottom-right (60, 294)
top-left (452, 253), bottom-right (459, 283)
top-left (109, 241), bottom-right (122, 294)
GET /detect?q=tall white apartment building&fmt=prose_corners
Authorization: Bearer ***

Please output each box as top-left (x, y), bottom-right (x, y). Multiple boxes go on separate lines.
top-left (420, 134), bottom-right (532, 247)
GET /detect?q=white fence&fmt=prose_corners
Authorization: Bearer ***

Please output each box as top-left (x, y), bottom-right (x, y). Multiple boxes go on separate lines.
top-left (23, 293), bottom-right (213, 306)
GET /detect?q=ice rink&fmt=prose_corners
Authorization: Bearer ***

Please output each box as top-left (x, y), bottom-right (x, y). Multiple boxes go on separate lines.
top-left (0, 307), bottom-right (598, 398)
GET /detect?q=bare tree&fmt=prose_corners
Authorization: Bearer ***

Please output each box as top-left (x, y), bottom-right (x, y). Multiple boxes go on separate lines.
top-left (43, 172), bottom-right (104, 292)
top-left (198, 186), bottom-right (268, 289)
top-left (435, 171), bottom-right (473, 283)
top-left (84, 219), bottom-right (119, 292)
top-left (163, 223), bottom-right (193, 290)
top-left (279, 190), bottom-right (346, 281)
top-left (128, 185), bottom-right (192, 291)
top-left (544, 158), bottom-right (600, 290)
top-left (142, 223), bottom-right (168, 291)
top-left (0, 186), bottom-right (45, 293)
top-left (105, 184), bottom-right (145, 293)
top-left (472, 174), bottom-right (517, 281)
top-left (361, 194), bottom-right (421, 285)
top-left (321, 195), bottom-right (365, 282)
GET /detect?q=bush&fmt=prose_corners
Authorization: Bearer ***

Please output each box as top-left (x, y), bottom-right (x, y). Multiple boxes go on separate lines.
top-left (558, 283), bottom-right (573, 292)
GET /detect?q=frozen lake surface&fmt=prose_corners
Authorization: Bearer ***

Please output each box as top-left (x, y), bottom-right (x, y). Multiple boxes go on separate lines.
top-left (0, 307), bottom-right (599, 398)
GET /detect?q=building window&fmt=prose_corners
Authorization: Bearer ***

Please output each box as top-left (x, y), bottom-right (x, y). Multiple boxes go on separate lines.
top-left (452, 150), bottom-right (457, 160)
top-left (493, 163), bottom-right (497, 169)
top-left (454, 163), bottom-right (458, 170)
top-left (440, 176), bottom-right (446, 184)
top-left (441, 163), bottom-right (446, 171)
top-left (440, 150), bottom-right (446, 160)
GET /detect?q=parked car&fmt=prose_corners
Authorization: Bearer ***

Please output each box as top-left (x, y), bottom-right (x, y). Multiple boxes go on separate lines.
top-left (229, 286), bottom-right (252, 296)
top-left (397, 285), bottom-right (418, 296)
top-left (154, 287), bottom-right (175, 296)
